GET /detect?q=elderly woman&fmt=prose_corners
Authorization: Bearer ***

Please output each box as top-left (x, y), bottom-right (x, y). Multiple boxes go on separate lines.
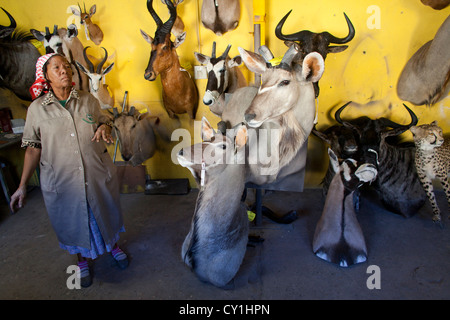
top-left (10, 53), bottom-right (127, 288)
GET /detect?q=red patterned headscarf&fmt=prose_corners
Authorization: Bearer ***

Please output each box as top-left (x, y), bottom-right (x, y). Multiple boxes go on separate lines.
top-left (29, 53), bottom-right (58, 100)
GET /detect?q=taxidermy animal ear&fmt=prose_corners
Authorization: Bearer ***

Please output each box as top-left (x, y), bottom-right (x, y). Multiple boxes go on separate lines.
top-left (328, 148), bottom-right (339, 173)
top-left (238, 47), bottom-right (267, 74)
top-left (300, 51), bottom-right (324, 83)
top-left (234, 124), bottom-right (248, 149)
top-left (228, 55), bottom-right (242, 68)
top-left (140, 29), bottom-right (154, 44)
top-left (174, 31), bottom-right (186, 48)
top-left (194, 52), bottom-right (209, 65)
top-left (201, 117), bottom-right (216, 142)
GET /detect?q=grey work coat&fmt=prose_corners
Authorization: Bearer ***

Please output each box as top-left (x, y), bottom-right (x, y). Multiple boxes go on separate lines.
top-left (22, 88), bottom-right (123, 249)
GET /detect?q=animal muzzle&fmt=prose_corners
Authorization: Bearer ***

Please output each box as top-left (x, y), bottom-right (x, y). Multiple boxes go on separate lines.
top-left (203, 90), bottom-right (219, 106)
top-left (144, 70), bottom-right (157, 81)
top-left (355, 164), bottom-right (378, 183)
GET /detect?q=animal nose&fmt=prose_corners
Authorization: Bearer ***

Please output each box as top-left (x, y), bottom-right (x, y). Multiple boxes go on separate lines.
top-left (122, 154), bottom-right (132, 162)
top-left (203, 99), bottom-right (212, 106)
top-left (178, 149), bottom-right (183, 156)
top-left (245, 113), bottom-right (256, 122)
top-left (144, 71), bottom-right (155, 81)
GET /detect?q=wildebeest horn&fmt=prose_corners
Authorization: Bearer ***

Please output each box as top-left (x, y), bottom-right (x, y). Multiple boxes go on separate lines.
top-left (83, 46), bottom-right (95, 73)
top-left (211, 41), bottom-right (216, 58)
top-left (275, 10), bottom-right (355, 45)
top-left (334, 101), bottom-right (353, 125)
top-left (221, 44), bottom-right (232, 59)
top-left (275, 10), bottom-right (310, 42)
top-left (326, 13), bottom-right (355, 44)
top-left (0, 7), bottom-right (16, 31)
top-left (381, 104), bottom-right (418, 138)
top-left (147, 0), bottom-right (163, 27)
top-left (97, 47), bottom-right (108, 74)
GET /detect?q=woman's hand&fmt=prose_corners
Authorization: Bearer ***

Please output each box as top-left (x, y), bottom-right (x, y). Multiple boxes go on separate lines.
top-left (92, 124), bottom-right (114, 144)
top-left (10, 184), bottom-right (27, 213)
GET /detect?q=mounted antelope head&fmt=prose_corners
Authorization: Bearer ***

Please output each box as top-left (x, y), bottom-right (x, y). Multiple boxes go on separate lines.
top-left (241, 45), bottom-right (324, 130)
top-left (71, 2), bottom-right (104, 45)
top-left (275, 11), bottom-right (355, 97)
top-left (112, 105), bottom-right (159, 166)
top-left (201, 0), bottom-right (240, 36)
top-left (30, 24), bottom-right (90, 91)
top-left (178, 117), bottom-right (248, 287)
top-left (397, 14), bottom-right (450, 106)
top-left (194, 42), bottom-right (246, 116)
top-left (141, 0), bottom-right (198, 119)
top-left (75, 46), bottom-right (114, 109)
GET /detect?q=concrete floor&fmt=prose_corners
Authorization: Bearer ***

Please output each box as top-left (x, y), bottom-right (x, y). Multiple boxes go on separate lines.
top-left (0, 186), bottom-right (449, 300)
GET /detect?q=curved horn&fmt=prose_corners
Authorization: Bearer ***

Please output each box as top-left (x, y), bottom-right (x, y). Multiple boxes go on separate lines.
top-left (381, 104), bottom-right (418, 138)
top-left (83, 46), bottom-right (95, 72)
top-left (97, 47), bottom-right (108, 74)
top-left (0, 7), bottom-right (16, 31)
top-left (211, 41), bottom-right (216, 58)
top-left (326, 13), bottom-right (355, 44)
top-left (334, 101), bottom-right (353, 125)
top-left (221, 44), bottom-right (232, 59)
top-left (147, 0), bottom-right (163, 27)
top-left (160, 0), bottom-right (177, 35)
top-left (275, 10), bottom-right (311, 42)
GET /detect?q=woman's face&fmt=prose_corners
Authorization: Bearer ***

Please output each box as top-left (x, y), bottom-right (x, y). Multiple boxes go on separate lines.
top-left (45, 55), bottom-right (73, 90)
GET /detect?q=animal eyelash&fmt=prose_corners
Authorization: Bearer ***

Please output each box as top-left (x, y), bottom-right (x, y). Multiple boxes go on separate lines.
top-left (278, 80), bottom-right (290, 87)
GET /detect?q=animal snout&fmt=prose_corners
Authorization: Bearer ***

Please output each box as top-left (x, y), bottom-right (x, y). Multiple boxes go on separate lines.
top-left (203, 98), bottom-right (213, 106)
top-left (144, 71), bottom-right (156, 81)
top-left (178, 149), bottom-right (183, 156)
top-left (245, 113), bottom-right (256, 123)
top-left (121, 154), bottom-right (132, 162)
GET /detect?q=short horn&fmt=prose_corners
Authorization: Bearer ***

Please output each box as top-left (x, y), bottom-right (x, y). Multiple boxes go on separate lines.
top-left (53, 25), bottom-right (58, 35)
top-left (280, 44), bottom-right (298, 66)
top-left (326, 13), bottom-right (355, 44)
top-left (83, 46), bottom-right (95, 73)
top-left (211, 41), bottom-right (216, 58)
top-left (220, 44), bottom-right (232, 59)
top-left (258, 45), bottom-right (274, 62)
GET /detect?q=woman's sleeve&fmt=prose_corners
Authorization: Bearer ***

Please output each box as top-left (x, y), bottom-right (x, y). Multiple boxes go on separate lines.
top-left (21, 105), bottom-right (42, 149)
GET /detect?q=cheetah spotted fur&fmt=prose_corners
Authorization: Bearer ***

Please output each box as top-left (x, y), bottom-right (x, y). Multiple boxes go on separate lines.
top-left (410, 121), bottom-right (450, 224)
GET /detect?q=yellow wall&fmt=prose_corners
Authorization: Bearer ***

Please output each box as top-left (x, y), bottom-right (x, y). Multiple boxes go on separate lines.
top-left (2, 0), bottom-right (449, 188)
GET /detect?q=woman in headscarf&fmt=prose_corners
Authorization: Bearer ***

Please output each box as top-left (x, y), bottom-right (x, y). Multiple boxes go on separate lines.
top-left (10, 53), bottom-right (128, 288)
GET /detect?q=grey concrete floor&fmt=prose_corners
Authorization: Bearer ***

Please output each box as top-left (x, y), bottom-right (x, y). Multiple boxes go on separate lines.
top-left (0, 186), bottom-right (449, 301)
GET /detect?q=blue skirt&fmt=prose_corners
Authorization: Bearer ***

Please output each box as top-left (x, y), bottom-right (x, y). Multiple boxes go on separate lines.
top-left (59, 204), bottom-right (125, 259)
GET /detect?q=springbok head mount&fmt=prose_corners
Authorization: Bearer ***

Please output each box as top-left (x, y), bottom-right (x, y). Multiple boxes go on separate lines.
top-left (240, 44), bottom-right (324, 127)
top-left (0, 7), bottom-right (16, 38)
top-left (75, 46), bottom-right (114, 92)
top-left (141, 0), bottom-right (186, 81)
top-left (194, 42), bottom-right (242, 106)
top-left (73, 3), bottom-right (97, 25)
